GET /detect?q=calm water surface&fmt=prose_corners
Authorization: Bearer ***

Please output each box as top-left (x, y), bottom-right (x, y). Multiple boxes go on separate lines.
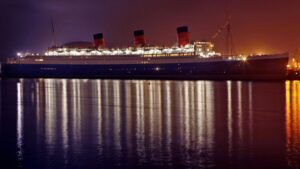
top-left (0, 79), bottom-right (299, 169)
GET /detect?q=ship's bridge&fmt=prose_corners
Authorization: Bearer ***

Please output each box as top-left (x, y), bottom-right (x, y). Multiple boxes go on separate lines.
top-left (193, 41), bottom-right (216, 58)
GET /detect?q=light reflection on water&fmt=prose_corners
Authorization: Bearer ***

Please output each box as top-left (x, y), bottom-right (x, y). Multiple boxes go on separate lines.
top-left (285, 81), bottom-right (300, 169)
top-left (1, 79), bottom-right (300, 168)
top-left (17, 82), bottom-right (23, 161)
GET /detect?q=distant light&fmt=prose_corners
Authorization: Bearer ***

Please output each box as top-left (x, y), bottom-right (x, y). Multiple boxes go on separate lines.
top-left (34, 59), bottom-right (44, 62)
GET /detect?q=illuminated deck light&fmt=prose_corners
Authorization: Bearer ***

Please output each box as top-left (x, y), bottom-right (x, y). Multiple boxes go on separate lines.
top-left (40, 41), bottom-right (219, 58)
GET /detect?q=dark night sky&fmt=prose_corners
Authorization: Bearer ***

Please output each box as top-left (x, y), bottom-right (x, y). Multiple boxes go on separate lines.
top-left (1, 0), bottom-right (300, 58)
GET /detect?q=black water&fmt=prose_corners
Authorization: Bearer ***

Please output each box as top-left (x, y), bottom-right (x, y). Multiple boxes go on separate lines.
top-left (0, 79), bottom-right (299, 169)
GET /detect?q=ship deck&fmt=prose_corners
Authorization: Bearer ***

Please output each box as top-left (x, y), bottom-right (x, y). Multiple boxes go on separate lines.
top-left (6, 53), bottom-right (288, 65)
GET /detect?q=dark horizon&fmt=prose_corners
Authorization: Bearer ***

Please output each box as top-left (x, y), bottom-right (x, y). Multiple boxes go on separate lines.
top-left (1, 0), bottom-right (300, 58)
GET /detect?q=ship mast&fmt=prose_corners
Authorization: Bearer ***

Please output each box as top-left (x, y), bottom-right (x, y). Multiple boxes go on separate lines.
top-left (225, 15), bottom-right (234, 56)
top-left (210, 0), bottom-right (235, 56)
top-left (50, 16), bottom-right (57, 47)
top-left (225, 0), bottom-right (234, 56)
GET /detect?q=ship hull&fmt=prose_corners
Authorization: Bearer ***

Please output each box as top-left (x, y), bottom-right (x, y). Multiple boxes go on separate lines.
top-left (1, 54), bottom-right (289, 80)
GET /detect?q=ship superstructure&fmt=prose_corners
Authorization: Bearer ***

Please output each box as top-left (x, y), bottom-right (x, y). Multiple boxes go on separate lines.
top-left (44, 41), bottom-right (217, 58)
top-left (43, 26), bottom-right (218, 58)
top-left (2, 26), bottom-right (289, 80)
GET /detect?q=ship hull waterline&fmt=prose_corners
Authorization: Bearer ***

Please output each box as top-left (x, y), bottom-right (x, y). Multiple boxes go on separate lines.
top-left (1, 55), bottom-right (289, 80)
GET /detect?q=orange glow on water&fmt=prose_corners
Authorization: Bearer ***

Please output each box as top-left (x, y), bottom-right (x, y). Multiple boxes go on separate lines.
top-left (285, 81), bottom-right (300, 168)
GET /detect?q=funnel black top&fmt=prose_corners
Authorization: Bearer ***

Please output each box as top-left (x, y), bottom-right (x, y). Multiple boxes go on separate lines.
top-left (93, 33), bottom-right (103, 39)
top-left (134, 30), bottom-right (144, 36)
top-left (177, 26), bottom-right (188, 33)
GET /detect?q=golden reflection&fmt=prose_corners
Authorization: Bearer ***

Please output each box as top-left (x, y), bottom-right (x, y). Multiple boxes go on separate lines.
top-left (17, 81), bottom-right (24, 161)
top-left (154, 81), bottom-right (162, 159)
top-left (113, 80), bottom-right (121, 152)
top-left (203, 81), bottom-right (214, 149)
top-left (61, 79), bottom-right (68, 157)
top-left (162, 81), bottom-right (172, 163)
top-left (18, 79), bottom-right (221, 167)
top-left (195, 81), bottom-right (215, 154)
top-left (102, 80), bottom-right (111, 153)
top-left (125, 80), bottom-right (133, 156)
top-left (33, 80), bottom-right (45, 159)
top-left (183, 81), bottom-right (191, 151)
top-left (149, 80), bottom-right (155, 154)
top-left (45, 79), bottom-right (57, 150)
top-left (237, 81), bottom-right (243, 143)
top-left (285, 80), bottom-right (300, 168)
top-left (94, 80), bottom-right (102, 155)
top-left (248, 82), bottom-right (254, 158)
top-left (14, 78), bottom-right (295, 168)
top-left (136, 80), bottom-right (146, 162)
top-left (35, 81), bottom-right (40, 130)
top-left (226, 81), bottom-right (233, 156)
top-left (74, 80), bottom-right (82, 146)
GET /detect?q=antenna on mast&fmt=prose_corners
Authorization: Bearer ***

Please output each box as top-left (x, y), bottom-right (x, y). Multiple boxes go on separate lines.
top-left (50, 16), bottom-right (57, 47)
top-left (210, 0), bottom-right (235, 56)
top-left (225, 0), bottom-right (234, 56)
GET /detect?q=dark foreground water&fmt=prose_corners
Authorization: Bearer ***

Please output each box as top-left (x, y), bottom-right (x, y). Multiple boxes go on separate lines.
top-left (0, 79), bottom-right (300, 169)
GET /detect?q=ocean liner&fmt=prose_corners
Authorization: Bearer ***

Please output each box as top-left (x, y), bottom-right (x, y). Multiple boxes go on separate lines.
top-left (1, 26), bottom-right (289, 80)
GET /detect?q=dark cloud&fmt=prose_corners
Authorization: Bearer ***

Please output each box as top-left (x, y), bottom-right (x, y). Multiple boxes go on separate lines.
top-left (1, 0), bottom-right (300, 59)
